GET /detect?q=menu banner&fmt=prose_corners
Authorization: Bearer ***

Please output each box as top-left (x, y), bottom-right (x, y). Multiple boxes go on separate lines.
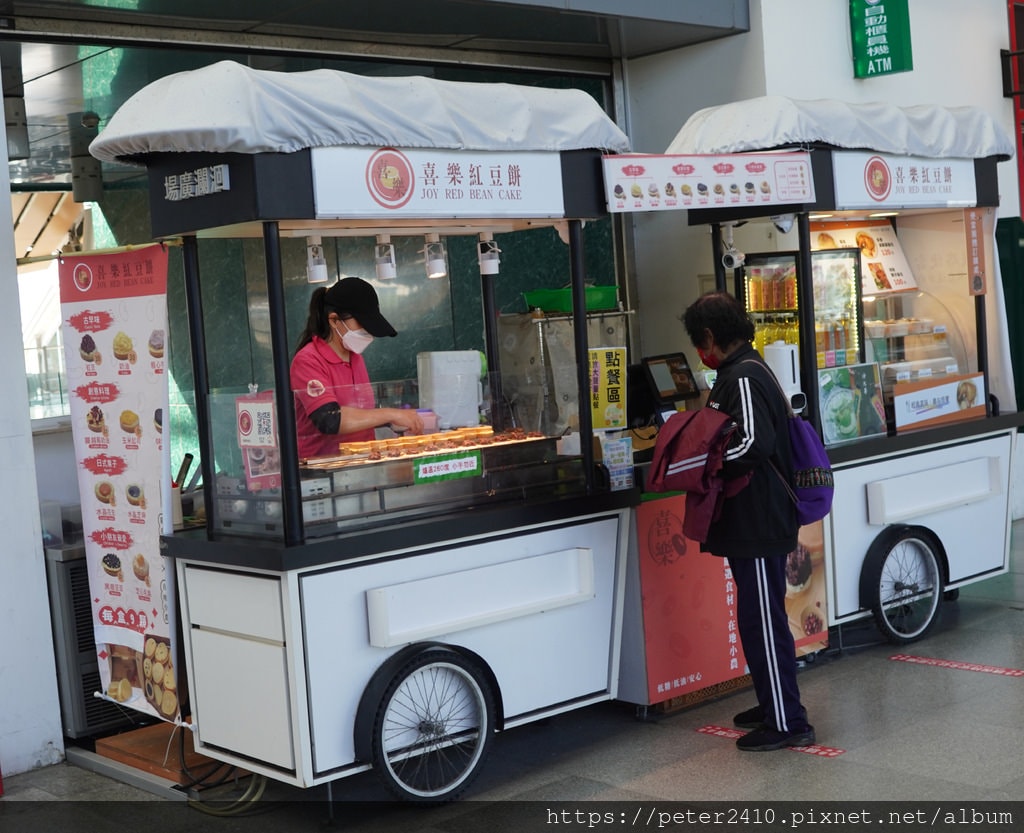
top-left (59, 245), bottom-right (179, 723)
top-left (601, 151), bottom-right (814, 213)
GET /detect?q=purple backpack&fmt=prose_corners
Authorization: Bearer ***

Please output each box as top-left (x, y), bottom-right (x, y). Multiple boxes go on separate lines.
top-left (743, 358), bottom-right (834, 525)
top-left (784, 414), bottom-right (834, 525)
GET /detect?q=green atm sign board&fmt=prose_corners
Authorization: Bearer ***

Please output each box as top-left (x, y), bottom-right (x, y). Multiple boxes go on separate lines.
top-left (850, 0), bottom-right (913, 78)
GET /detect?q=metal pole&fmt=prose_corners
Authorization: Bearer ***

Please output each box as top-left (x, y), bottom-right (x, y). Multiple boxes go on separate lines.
top-left (796, 213), bottom-right (820, 431)
top-left (262, 221), bottom-right (303, 546)
top-left (976, 294), bottom-right (993, 415)
top-left (481, 269), bottom-right (506, 431)
top-left (567, 219), bottom-right (596, 493)
top-left (180, 236), bottom-right (214, 536)
top-left (710, 223), bottom-right (727, 291)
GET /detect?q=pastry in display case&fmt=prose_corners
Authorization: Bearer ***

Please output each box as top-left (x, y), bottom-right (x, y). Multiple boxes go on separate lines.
top-left (205, 375), bottom-right (588, 539)
top-left (862, 289), bottom-right (968, 399)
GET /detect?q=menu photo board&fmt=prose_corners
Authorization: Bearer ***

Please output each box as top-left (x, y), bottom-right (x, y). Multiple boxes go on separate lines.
top-left (817, 363), bottom-right (887, 446)
top-left (811, 219), bottom-right (917, 296)
top-left (601, 151), bottom-right (814, 214)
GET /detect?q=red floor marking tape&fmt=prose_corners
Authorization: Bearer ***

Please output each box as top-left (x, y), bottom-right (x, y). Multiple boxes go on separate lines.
top-left (890, 654), bottom-right (1024, 677)
top-left (696, 725), bottom-right (846, 756)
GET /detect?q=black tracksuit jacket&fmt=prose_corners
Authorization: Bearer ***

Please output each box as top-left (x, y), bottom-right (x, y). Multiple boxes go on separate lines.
top-left (702, 343), bottom-right (799, 560)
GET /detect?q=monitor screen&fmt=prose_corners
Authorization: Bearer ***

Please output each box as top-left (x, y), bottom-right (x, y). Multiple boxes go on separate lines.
top-left (642, 353), bottom-right (700, 404)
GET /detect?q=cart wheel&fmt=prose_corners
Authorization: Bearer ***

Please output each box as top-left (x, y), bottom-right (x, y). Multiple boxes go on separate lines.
top-left (370, 648), bottom-right (495, 802)
top-left (943, 588), bottom-right (960, 601)
top-left (860, 525), bottom-right (944, 644)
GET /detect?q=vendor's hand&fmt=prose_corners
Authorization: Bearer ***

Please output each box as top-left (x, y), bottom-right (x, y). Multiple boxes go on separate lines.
top-left (389, 409), bottom-right (424, 435)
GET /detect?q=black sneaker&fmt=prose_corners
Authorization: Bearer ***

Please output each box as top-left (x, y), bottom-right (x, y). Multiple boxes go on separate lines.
top-left (736, 725), bottom-right (815, 752)
top-left (733, 706), bottom-right (764, 729)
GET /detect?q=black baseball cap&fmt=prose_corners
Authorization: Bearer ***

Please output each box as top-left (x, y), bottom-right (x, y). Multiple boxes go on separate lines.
top-left (323, 277), bottom-right (397, 337)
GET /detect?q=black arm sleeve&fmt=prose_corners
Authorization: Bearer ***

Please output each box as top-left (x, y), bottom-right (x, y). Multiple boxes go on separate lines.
top-left (308, 402), bottom-right (341, 435)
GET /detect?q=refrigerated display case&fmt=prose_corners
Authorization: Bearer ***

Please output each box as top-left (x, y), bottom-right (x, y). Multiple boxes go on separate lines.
top-left (740, 249), bottom-right (862, 371)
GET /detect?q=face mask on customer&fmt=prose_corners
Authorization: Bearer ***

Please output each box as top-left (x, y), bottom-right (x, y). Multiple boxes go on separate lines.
top-left (334, 320), bottom-right (374, 355)
top-left (697, 346), bottom-right (720, 370)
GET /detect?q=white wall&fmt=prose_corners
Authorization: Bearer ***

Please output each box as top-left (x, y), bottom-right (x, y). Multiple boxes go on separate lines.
top-left (0, 76), bottom-right (66, 775)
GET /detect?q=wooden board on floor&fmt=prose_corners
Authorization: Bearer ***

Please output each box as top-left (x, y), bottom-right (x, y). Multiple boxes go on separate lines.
top-left (95, 720), bottom-right (230, 786)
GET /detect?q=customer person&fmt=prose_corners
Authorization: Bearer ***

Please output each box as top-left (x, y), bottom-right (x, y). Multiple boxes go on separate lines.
top-left (291, 276), bottom-right (422, 459)
top-left (682, 291), bottom-right (814, 751)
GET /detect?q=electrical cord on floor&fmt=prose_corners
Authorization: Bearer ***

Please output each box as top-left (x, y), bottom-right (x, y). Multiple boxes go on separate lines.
top-left (176, 726), bottom-right (236, 789)
top-left (187, 771), bottom-right (270, 817)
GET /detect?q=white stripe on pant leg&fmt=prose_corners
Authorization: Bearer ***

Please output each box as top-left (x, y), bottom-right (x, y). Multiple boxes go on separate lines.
top-left (755, 557), bottom-right (788, 732)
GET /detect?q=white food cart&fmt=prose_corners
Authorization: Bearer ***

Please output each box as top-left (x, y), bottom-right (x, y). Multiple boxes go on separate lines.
top-left (90, 62), bottom-right (637, 801)
top-left (604, 97), bottom-right (1021, 647)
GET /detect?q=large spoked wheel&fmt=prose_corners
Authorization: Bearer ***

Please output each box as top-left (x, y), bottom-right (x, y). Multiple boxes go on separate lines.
top-left (860, 525), bottom-right (944, 644)
top-left (370, 648), bottom-right (495, 803)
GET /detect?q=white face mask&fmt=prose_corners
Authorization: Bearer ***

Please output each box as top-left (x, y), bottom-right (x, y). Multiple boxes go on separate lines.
top-left (334, 321), bottom-right (374, 355)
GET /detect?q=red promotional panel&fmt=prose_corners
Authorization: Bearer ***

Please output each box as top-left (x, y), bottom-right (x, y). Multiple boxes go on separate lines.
top-left (634, 496), bottom-right (747, 704)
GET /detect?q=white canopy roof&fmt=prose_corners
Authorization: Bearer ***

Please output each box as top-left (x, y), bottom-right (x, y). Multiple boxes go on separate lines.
top-left (666, 96), bottom-right (1014, 160)
top-left (90, 60), bottom-right (632, 164)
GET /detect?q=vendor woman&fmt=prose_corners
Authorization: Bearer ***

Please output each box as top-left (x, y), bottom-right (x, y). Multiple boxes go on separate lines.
top-left (291, 277), bottom-right (423, 459)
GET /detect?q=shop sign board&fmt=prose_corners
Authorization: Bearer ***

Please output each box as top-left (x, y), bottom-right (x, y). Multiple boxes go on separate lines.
top-left (311, 146), bottom-right (565, 218)
top-left (601, 152), bottom-right (814, 213)
top-left (832, 151), bottom-right (977, 210)
top-left (850, 0), bottom-right (913, 78)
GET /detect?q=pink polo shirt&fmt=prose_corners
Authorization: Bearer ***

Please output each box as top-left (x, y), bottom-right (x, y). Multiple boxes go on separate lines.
top-left (290, 335), bottom-right (376, 459)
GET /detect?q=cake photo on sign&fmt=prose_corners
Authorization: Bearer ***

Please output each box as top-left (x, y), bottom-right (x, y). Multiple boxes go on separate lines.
top-left (148, 329), bottom-right (165, 358)
top-left (785, 543), bottom-right (813, 597)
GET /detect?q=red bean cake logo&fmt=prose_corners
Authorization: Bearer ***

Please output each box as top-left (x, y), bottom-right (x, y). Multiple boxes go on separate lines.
top-left (72, 263), bottom-right (93, 292)
top-left (864, 156), bottom-right (892, 201)
top-left (647, 507), bottom-right (688, 565)
top-left (366, 148), bottom-right (414, 209)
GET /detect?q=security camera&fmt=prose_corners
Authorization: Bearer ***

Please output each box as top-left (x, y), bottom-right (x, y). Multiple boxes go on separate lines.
top-left (722, 247), bottom-right (745, 270)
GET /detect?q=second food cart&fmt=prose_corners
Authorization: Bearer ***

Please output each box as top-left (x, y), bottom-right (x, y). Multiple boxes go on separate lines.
top-left (604, 96), bottom-right (1021, 647)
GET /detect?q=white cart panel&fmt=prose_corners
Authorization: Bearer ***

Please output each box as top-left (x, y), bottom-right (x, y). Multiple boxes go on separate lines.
top-left (828, 431), bottom-right (1013, 622)
top-left (300, 514), bottom-right (624, 776)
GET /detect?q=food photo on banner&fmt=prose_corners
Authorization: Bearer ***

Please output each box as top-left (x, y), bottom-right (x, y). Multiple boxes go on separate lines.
top-left (58, 244), bottom-right (180, 723)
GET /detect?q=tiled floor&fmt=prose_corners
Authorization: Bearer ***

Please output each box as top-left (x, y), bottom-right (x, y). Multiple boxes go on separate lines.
top-left (3, 521), bottom-right (1023, 830)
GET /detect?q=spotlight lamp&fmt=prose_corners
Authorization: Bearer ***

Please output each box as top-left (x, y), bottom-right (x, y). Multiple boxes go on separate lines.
top-left (374, 234), bottom-right (397, 280)
top-left (424, 233), bottom-right (447, 279)
top-left (478, 232), bottom-right (501, 276)
top-left (305, 235), bottom-right (328, 284)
